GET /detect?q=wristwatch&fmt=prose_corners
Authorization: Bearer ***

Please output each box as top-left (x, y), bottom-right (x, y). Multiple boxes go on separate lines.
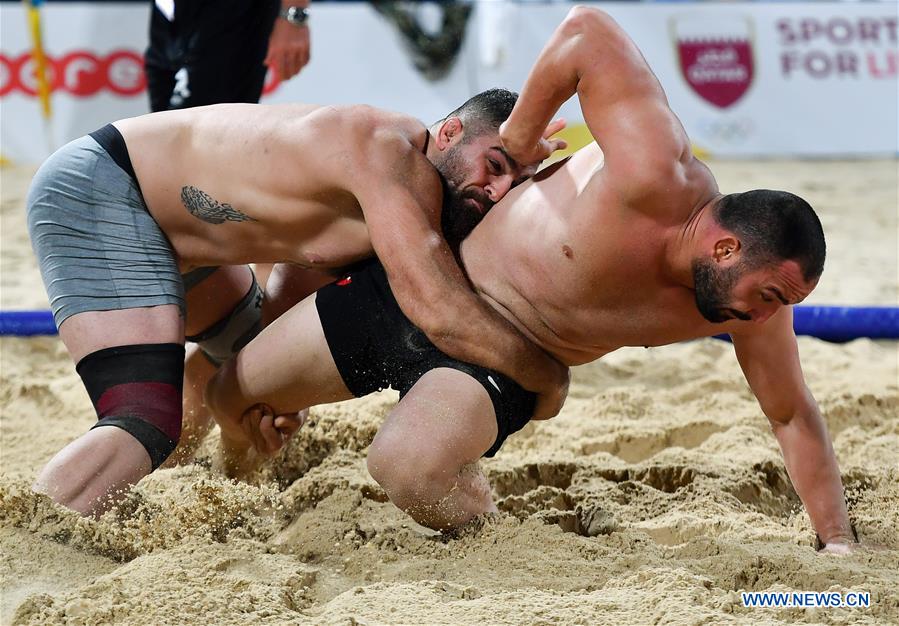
top-left (279, 6), bottom-right (309, 27)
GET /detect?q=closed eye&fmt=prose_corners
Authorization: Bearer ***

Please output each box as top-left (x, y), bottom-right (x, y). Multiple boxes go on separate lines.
top-left (767, 288), bottom-right (790, 305)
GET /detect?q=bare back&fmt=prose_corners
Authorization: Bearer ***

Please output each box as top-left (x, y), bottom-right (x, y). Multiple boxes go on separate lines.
top-left (116, 104), bottom-right (424, 271)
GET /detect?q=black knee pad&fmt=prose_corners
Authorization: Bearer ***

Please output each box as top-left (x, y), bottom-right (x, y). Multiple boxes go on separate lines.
top-left (76, 343), bottom-right (185, 469)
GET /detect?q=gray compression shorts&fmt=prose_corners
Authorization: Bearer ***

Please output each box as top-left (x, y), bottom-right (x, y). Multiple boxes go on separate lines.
top-left (26, 134), bottom-right (185, 327)
top-left (28, 129), bottom-right (264, 361)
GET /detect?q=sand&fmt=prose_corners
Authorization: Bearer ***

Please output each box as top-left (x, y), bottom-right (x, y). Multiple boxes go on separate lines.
top-left (1, 159), bottom-right (897, 625)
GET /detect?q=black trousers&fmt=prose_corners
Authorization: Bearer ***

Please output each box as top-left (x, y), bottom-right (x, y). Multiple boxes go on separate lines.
top-left (145, 0), bottom-right (280, 111)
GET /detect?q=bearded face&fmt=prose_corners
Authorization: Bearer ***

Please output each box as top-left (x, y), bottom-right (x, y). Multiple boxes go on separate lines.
top-left (691, 257), bottom-right (750, 323)
top-left (433, 142), bottom-right (495, 247)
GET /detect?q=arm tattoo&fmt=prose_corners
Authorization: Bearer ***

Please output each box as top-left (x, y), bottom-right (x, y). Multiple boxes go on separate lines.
top-left (180, 186), bottom-right (257, 224)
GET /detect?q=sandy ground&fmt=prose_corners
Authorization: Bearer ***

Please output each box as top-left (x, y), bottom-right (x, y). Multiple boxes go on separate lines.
top-left (1, 159), bottom-right (897, 625)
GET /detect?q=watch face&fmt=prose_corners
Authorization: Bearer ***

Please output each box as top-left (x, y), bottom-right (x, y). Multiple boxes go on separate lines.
top-left (284, 7), bottom-right (308, 25)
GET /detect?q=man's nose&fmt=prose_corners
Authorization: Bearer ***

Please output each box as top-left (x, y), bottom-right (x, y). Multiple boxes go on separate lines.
top-left (486, 176), bottom-right (513, 202)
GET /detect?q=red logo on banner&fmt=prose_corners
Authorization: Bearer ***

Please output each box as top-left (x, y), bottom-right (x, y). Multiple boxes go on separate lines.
top-left (672, 16), bottom-right (756, 109)
top-left (0, 50), bottom-right (146, 97)
top-left (1, 49), bottom-right (283, 98)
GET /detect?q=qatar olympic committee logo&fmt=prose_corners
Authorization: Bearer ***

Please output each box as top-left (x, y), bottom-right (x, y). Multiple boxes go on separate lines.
top-left (670, 15), bottom-right (756, 109)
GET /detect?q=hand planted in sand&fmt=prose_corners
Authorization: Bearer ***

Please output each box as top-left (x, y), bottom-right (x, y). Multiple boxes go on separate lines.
top-left (819, 541), bottom-right (889, 556)
top-left (214, 403), bottom-right (307, 479)
top-left (819, 542), bottom-right (856, 556)
top-left (242, 403), bottom-right (309, 456)
top-left (265, 408), bottom-right (309, 453)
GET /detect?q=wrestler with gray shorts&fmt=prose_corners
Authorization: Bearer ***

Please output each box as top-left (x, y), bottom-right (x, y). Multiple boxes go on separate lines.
top-left (27, 125), bottom-right (263, 471)
top-left (25, 92), bottom-right (568, 520)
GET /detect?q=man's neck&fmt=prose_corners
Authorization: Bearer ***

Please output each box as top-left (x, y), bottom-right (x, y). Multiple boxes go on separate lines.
top-left (665, 196), bottom-right (721, 288)
top-left (423, 125), bottom-right (438, 163)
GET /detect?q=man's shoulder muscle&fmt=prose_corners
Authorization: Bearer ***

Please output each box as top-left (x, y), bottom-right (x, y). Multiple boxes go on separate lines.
top-left (350, 115), bottom-right (435, 189)
top-left (605, 152), bottom-right (718, 222)
top-left (358, 111), bottom-right (426, 163)
top-left (283, 105), bottom-right (420, 190)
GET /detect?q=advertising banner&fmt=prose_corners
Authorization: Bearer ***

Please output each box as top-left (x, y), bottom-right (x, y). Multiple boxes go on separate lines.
top-left (1, 1), bottom-right (896, 163)
top-left (504, 3), bottom-right (898, 157)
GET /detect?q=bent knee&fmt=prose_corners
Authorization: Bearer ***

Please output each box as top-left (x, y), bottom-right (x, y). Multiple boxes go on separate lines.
top-left (76, 343), bottom-right (186, 469)
top-left (367, 435), bottom-right (457, 506)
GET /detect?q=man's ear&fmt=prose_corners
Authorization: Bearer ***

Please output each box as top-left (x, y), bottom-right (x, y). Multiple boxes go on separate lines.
top-left (436, 116), bottom-right (464, 150)
top-left (712, 236), bottom-right (741, 264)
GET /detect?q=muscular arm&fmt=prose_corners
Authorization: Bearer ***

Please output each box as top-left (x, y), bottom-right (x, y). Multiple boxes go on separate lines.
top-left (500, 6), bottom-right (693, 197)
top-left (731, 308), bottom-right (854, 549)
top-left (353, 129), bottom-right (567, 418)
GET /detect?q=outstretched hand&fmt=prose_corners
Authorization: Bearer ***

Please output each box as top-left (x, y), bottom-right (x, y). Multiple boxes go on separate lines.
top-left (499, 118), bottom-right (568, 167)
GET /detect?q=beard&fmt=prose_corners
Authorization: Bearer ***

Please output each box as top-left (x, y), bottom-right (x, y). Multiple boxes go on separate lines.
top-left (691, 257), bottom-right (744, 323)
top-left (435, 145), bottom-right (494, 247)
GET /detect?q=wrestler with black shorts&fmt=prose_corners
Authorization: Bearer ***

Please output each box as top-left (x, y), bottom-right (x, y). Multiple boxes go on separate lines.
top-left (206, 7), bottom-right (859, 556)
top-left (205, 257), bottom-right (539, 530)
top-left (317, 260), bottom-right (535, 459)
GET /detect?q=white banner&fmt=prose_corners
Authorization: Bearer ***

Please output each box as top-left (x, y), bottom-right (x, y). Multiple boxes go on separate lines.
top-left (1, 2), bottom-right (897, 163)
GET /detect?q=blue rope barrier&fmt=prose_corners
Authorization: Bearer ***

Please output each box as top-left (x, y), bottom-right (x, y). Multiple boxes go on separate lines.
top-left (1, 306), bottom-right (898, 342)
top-left (793, 306), bottom-right (899, 342)
top-left (713, 306), bottom-right (899, 343)
top-left (0, 310), bottom-right (56, 336)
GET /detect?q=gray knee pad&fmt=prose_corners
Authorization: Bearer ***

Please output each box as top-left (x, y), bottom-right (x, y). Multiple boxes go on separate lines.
top-left (186, 277), bottom-right (263, 365)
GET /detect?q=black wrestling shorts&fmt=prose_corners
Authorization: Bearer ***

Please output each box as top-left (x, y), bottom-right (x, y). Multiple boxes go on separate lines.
top-left (315, 260), bottom-right (536, 457)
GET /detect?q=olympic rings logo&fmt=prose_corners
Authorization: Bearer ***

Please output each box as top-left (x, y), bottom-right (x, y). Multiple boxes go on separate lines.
top-left (0, 50), bottom-right (145, 97)
top-left (697, 117), bottom-right (755, 143)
